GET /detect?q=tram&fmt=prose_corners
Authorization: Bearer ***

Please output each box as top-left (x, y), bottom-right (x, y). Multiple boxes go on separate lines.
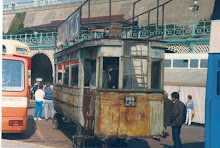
top-left (53, 38), bottom-right (166, 146)
top-left (2, 40), bottom-right (31, 133)
top-left (205, 20), bottom-right (220, 148)
top-left (51, 0), bottom-right (170, 146)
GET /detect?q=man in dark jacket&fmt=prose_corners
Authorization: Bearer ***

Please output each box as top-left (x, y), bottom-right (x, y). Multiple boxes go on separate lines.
top-left (163, 91), bottom-right (173, 137)
top-left (170, 92), bottom-right (186, 148)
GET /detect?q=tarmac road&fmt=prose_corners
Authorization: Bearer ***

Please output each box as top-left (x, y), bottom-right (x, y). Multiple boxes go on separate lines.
top-left (2, 100), bottom-right (205, 148)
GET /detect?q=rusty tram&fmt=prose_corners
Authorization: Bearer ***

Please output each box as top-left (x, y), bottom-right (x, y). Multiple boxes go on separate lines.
top-left (52, 0), bottom-right (170, 146)
top-left (53, 38), bottom-right (166, 146)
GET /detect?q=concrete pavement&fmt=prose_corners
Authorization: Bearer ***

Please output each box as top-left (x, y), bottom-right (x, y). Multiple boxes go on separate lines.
top-left (2, 100), bottom-right (205, 148)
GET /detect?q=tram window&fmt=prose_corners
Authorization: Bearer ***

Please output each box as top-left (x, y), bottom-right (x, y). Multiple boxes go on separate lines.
top-left (3, 45), bottom-right (6, 53)
top-left (200, 59), bottom-right (208, 68)
top-left (217, 71), bottom-right (220, 95)
top-left (101, 57), bottom-right (119, 89)
top-left (190, 59), bottom-right (198, 68)
top-left (2, 60), bottom-right (24, 91)
top-left (84, 60), bottom-right (96, 87)
top-left (63, 66), bottom-right (69, 85)
top-left (123, 58), bottom-right (147, 89)
top-left (173, 59), bottom-right (188, 68)
top-left (151, 61), bottom-right (161, 89)
top-left (164, 60), bottom-right (171, 67)
top-left (16, 48), bottom-right (27, 55)
top-left (71, 64), bottom-right (78, 86)
top-left (58, 73), bottom-right (62, 84)
top-left (54, 65), bottom-right (57, 84)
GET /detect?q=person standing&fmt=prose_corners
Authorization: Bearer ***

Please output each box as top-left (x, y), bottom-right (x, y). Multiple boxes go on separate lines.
top-left (34, 83), bottom-right (45, 120)
top-left (185, 95), bottom-right (194, 125)
top-left (44, 83), bottom-right (55, 121)
top-left (163, 91), bottom-right (173, 137)
top-left (170, 92), bottom-right (186, 148)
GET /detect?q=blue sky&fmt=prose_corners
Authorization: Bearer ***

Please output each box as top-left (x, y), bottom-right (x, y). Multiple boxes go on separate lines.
top-left (4, 0), bottom-right (32, 4)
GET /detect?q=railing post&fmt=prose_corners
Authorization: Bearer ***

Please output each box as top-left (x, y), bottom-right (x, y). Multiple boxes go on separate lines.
top-left (163, 23), bottom-right (167, 38)
top-left (52, 32), bottom-right (54, 42)
top-left (25, 33), bottom-right (27, 43)
top-left (10, 34), bottom-right (12, 40)
top-left (192, 21), bottom-right (195, 36)
top-left (189, 42), bottom-right (194, 53)
top-left (40, 32), bottom-right (43, 44)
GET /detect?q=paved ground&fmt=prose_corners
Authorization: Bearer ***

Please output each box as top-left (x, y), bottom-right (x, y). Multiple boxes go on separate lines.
top-left (2, 100), bottom-right (205, 148)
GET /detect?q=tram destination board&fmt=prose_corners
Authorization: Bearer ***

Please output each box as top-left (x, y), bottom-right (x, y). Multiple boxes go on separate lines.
top-left (124, 96), bottom-right (137, 107)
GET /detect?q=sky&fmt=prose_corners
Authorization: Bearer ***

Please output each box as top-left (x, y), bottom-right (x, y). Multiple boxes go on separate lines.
top-left (4, 0), bottom-right (33, 4)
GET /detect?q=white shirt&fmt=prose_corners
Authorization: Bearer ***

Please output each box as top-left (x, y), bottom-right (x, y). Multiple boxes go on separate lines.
top-left (35, 89), bottom-right (45, 102)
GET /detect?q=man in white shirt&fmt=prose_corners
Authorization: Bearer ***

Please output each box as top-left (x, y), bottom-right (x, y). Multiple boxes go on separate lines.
top-left (34, 83), bottom-right (45, 120)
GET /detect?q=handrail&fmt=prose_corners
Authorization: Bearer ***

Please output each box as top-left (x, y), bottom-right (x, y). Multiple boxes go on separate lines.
top-left (3, 0), bottom-right (84, 11)
top-left (3, 21), bottom-right (211, 46)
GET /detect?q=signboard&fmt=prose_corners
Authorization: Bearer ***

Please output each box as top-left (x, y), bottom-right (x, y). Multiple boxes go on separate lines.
top-left (57, 8), bottom-right (81, 47)
top-left (123, 96), bottom-right (137, 107)
top-left (36, 78), bottom-right (42, 82)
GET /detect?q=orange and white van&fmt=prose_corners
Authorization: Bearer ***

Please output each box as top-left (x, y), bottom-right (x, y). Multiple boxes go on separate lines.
top-left (2, 40), bottom-right (31, 133)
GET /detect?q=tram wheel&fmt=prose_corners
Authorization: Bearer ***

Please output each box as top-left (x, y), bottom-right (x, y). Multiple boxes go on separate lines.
top-left (74, 125), bottom-right (83, 147)
top-left (52, 113), bottom-right (63, 129)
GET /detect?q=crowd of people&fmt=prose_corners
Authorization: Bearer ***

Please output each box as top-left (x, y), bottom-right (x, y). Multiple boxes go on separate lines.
top-left (163, 91), bottom-right (195, 148)
top-left (31, 82), bottom-right (54, 121)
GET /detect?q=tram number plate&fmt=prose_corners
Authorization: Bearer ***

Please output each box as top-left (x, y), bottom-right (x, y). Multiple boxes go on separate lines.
top-left (124, 96), bottom-right (136, 107)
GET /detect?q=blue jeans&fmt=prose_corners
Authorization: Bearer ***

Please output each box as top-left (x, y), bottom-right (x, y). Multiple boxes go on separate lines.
top-left (35, 101), bottom-right (43, 118)
top-left (172, 125), bottom-right (182, 148)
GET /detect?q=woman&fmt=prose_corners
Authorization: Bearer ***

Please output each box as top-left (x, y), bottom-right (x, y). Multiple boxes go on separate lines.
top-left (34, 83), bottom-right (45, 120)
top-left (185, 95), bottom-right (194, 125)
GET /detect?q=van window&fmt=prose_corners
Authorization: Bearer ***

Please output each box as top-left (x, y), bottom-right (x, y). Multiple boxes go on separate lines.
top-left (3, 45), bottom-right (6, 53)
top-left (16, 48), bottom-right (27, 55)
top-left (173, 59), bottom-right (188, 68)
top-left (190, 59), bottom-right (198, 68)
top-left (200, 59), bottom-right (208, 68)
top-left (2, 60), bottom-right (24, 91)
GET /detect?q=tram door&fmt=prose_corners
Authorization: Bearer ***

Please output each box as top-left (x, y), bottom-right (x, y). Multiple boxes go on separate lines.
top-left (205, 54), bottom-right (220, 148)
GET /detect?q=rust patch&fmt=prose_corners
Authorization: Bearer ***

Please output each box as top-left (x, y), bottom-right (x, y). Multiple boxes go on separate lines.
top-left (95, 92), bottom-right (154, 138)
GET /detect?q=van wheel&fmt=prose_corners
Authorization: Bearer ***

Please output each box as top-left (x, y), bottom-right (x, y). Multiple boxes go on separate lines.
top-left (52, 113), bottom-right (63, 129)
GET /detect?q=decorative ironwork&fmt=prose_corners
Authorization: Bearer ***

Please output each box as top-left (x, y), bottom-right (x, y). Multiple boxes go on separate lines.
top-left (3, 21), bottom-right (211, 47)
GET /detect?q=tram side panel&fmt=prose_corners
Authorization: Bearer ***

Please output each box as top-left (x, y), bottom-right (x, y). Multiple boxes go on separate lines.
top-left (94, 92), bottom-right (163, 138)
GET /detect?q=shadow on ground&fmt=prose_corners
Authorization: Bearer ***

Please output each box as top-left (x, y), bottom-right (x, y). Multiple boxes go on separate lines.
top-left (162, 142), bottom-right (204, 148)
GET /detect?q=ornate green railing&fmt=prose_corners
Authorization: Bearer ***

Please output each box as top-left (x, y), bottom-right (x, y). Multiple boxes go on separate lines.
top-left (3, 0), bottom-right (84, 11)
top-left (3, 21), bottom-right (211, 46)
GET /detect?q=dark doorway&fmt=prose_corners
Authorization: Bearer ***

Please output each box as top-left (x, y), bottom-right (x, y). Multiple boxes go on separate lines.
top-left (31, 53), bottom-right (53, 85)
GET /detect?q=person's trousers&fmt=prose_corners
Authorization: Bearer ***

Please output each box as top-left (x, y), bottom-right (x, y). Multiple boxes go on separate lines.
top-left (172, 125), bottom-right (182, 148)
top-left (44, 100), bottom-right (55, 120)
top-left (185, 109), bottom-right (192, 125)
top-left (34, 101), bottom-right (43, 118)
